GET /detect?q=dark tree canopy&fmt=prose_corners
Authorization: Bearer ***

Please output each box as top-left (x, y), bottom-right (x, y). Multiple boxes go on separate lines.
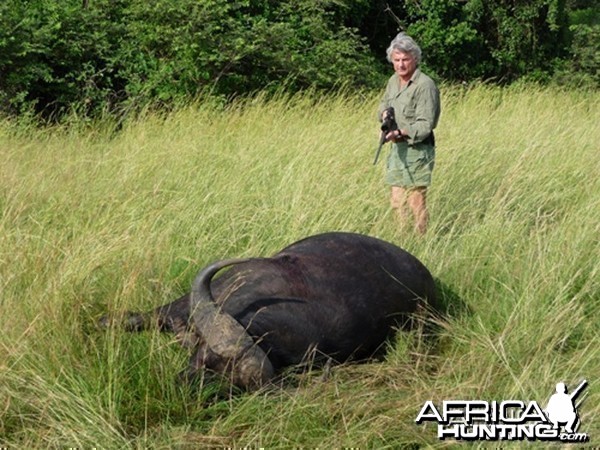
top-left (0, 0), bottom-right (596, 119)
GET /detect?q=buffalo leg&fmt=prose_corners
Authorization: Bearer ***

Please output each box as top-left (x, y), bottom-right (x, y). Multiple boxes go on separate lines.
top-left (100, 293), bottom-right (192, 337)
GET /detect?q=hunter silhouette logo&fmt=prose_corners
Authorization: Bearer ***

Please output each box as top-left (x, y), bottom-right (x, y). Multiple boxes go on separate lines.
top-left (415, 379), bottom-right (590, 442)
top-left (545, 380), bottom-right (587, 434)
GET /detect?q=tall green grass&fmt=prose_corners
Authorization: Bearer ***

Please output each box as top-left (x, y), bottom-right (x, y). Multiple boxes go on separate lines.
top-left (1, 85), bottom-right (598, 448)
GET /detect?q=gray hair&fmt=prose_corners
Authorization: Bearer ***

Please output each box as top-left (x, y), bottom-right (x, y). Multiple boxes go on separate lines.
top-left (386, 33), bottom-right (422, 65)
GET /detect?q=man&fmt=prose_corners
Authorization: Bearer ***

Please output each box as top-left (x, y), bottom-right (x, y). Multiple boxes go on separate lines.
top-left (545, 382), bottom-right (581, 433)
top-left (378, 33), bottom-right (440, 235)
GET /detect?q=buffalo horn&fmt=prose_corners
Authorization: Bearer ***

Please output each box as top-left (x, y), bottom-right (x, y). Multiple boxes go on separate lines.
top-left (190, 258), bottom-right (274, 389)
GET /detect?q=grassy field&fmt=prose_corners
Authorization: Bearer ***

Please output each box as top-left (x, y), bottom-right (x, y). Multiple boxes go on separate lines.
top-left (1, 84), bottom-right (598, 448)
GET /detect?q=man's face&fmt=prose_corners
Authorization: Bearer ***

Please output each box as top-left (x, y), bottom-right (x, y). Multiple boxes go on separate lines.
top-left (391, 50), bottom-right (417, 80)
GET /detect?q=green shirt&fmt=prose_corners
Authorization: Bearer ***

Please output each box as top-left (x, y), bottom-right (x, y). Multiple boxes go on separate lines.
top-left (378, 68), bottom-right (440, 146)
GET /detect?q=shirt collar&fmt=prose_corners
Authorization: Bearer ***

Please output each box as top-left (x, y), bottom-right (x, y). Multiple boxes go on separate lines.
top-left (396, 68), bottom-right (421, 89)
top-left (411, 68), bottom-right (422, 83)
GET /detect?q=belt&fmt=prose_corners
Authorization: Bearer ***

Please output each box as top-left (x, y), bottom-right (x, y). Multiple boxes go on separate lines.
top-left (407, 132), bottom-right (435, 148)
top-left (423, 131), bottom-right (435, 146)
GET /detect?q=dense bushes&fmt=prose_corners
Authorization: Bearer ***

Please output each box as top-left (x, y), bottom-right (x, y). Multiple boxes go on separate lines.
top-left (559, 6), bottom-right (600, 86)
top-left (0, 0), bottom-right (382, 118)
top-left (0, 0), bottom-right (597, 120)
top-left (403, 0), bottom-right (569, 81)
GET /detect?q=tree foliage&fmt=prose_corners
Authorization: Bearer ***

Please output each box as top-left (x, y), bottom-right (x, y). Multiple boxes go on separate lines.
top-left (0, 0), bottom-right (596, 120)
top-left (0, 0), bottom-right (381, 118)
top-left (560, 6), bottom-right (600, 86)
top-left (397, 0), bottom-right (570, 81)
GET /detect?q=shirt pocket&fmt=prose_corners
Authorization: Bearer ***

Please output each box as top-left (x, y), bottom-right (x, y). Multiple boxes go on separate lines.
top-left (402, 104), bottom-right (416, 120)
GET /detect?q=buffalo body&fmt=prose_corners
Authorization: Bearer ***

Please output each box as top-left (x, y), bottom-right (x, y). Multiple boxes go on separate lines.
top-left (110, 232), bottom-right (437, 389)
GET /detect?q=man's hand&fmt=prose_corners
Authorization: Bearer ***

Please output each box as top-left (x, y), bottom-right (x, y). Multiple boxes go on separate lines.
top-left (386, 129), bottom-right (405, 143)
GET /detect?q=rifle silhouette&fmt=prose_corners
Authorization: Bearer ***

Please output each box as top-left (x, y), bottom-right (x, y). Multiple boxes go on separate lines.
top-left (570, 379), bottom-right (588, 405)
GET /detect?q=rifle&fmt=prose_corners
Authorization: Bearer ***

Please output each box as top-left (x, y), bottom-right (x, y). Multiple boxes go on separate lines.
top-left (570, 379), bottom-right (588, 402)
top-left (373, 107), bottom-right (398, 165)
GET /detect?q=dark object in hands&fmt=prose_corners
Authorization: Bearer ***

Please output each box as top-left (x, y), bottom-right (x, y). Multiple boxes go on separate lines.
top-left (373, 107), bottom-right (398, 165)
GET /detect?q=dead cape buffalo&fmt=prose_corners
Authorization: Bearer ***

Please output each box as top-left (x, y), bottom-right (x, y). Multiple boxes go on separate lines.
top-left (102, 232), bottom-right (437, 390)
